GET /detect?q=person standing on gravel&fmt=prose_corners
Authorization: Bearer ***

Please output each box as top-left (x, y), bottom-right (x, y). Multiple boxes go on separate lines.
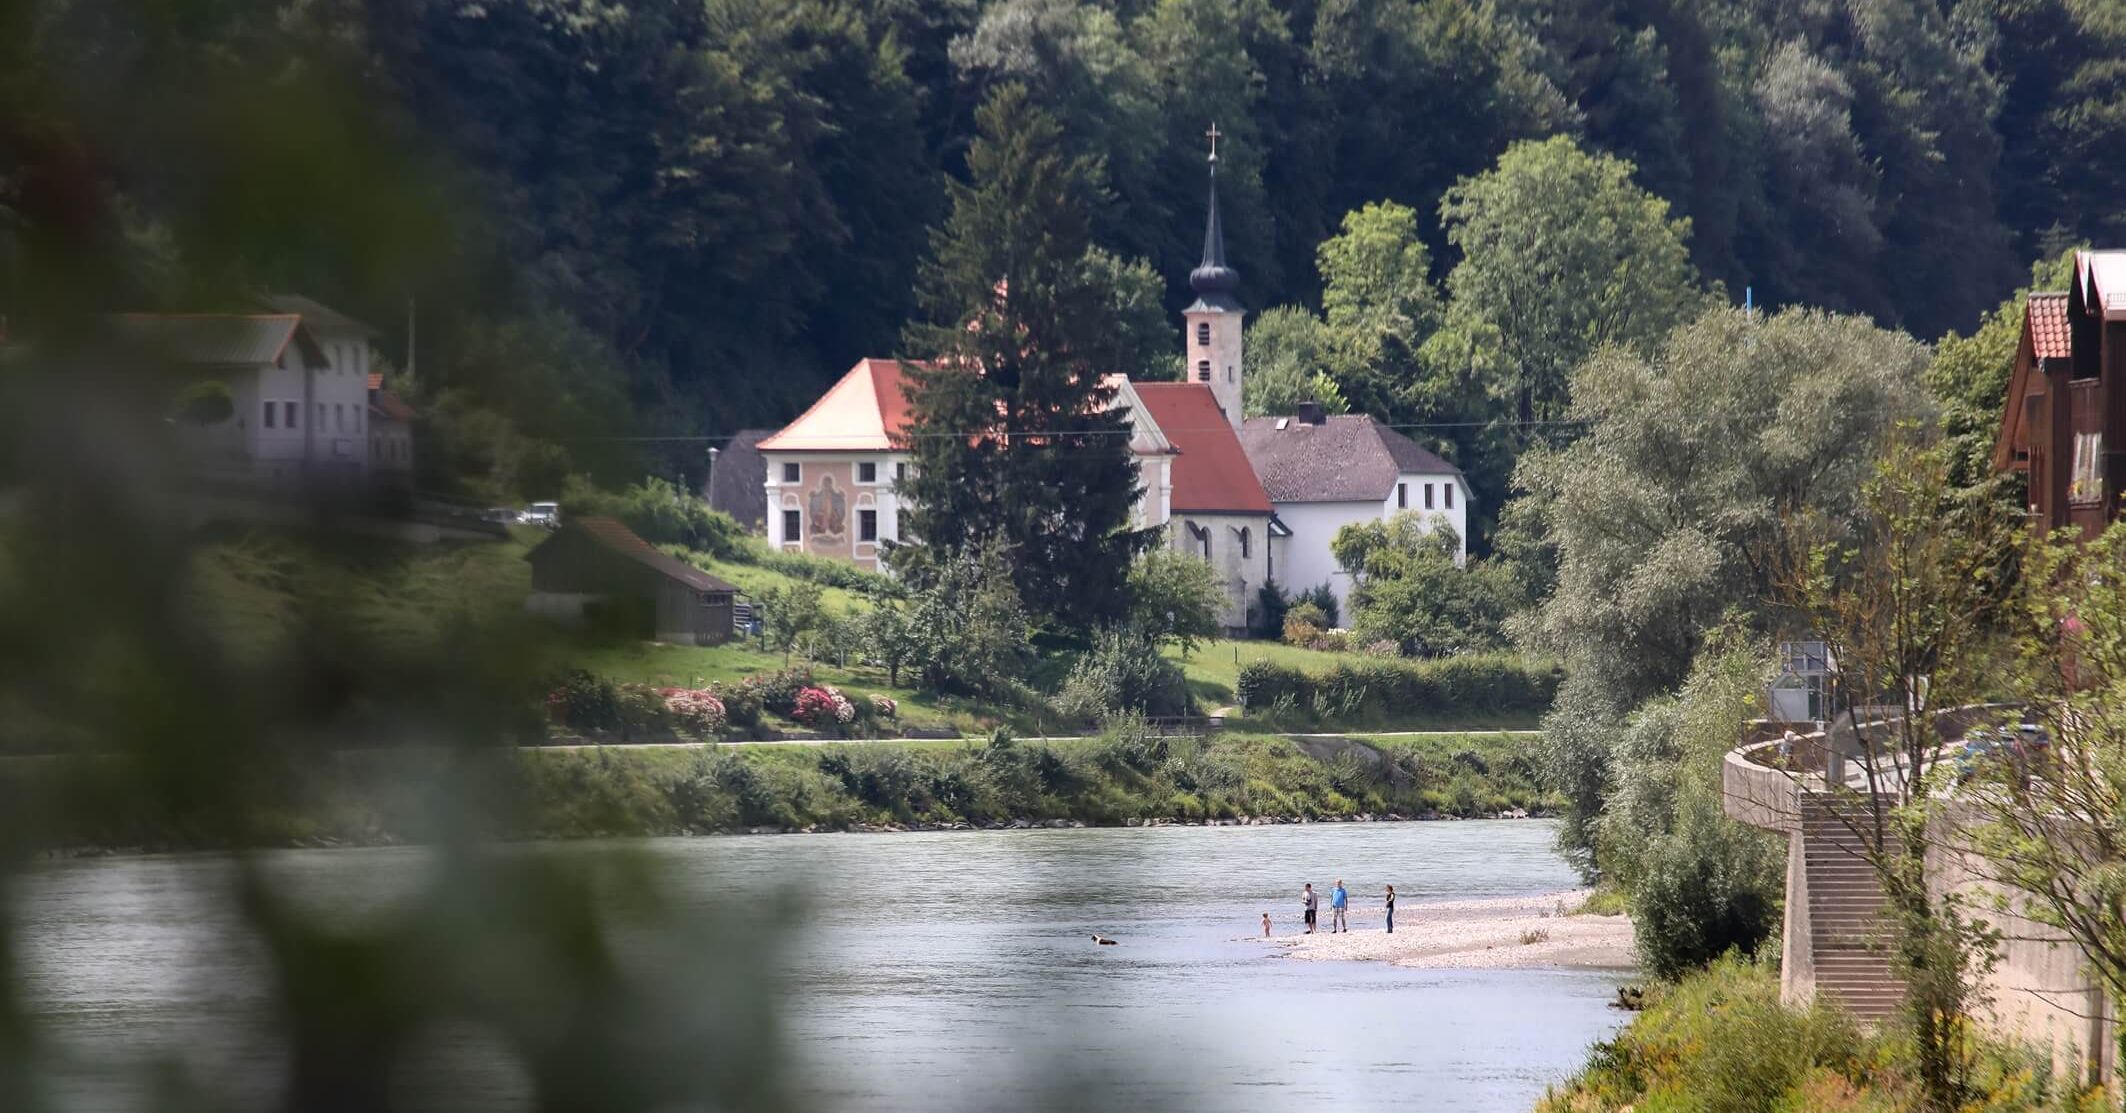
top-left (1302, 883), bottom-right (1319, 933)
top-left (1383, 885), bottom-right (1396, 934)
top-left (1330, 880), bottom-right (1349, 933)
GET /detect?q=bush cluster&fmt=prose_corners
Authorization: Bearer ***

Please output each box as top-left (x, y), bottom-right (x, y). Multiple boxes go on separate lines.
top-left (1053, 629), bottom-right (1193, 724)
top-left (1235, 654), bottom-right (1559, 722)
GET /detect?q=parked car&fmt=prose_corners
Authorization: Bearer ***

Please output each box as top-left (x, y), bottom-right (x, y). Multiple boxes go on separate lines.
top-left (1955, 723), bottom-right (2050, 783)
top-left (520, 502), bottom-right (561, 528)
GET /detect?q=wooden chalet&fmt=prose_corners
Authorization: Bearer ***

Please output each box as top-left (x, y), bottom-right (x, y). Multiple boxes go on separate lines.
top-left (525, 517), bottom-right (738, 645)
top-left (1996, 250), bottom-right (2126, 538)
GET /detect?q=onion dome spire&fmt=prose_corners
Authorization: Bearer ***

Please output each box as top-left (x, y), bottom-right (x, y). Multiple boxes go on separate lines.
top-left (1188, 125), bottom-right (1241, 311)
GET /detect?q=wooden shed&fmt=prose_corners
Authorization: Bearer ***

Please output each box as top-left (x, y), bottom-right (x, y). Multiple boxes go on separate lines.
top-left (524, 517), bottom-right (738, 645)
top-left (1996, 252), bottom-right (2126, 540)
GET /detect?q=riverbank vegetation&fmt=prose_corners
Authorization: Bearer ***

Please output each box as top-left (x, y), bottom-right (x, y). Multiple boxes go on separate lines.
top-left (2, 728), bottom-right (1553, 851)
top-left (1539, 957), bottom-right (2111, 1113)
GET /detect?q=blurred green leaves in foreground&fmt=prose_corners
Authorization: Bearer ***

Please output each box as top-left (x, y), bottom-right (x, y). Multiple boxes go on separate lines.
top-left (0, 1), bottom-right (806, 1109)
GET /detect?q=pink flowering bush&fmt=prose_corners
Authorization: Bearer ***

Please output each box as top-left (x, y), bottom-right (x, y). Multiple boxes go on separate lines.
top-left (791, 685), bottom-right (855, 729)
top-left (869, 694), bottom-right (897, 720)
top-left (659, 688), bottom-right (728, 737)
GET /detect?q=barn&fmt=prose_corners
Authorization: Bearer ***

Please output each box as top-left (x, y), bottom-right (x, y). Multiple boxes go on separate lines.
top-left (524, 517), bottom-right (738, 645)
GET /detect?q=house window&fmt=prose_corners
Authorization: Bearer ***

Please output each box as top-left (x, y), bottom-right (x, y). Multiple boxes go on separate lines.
top-left (1197, 360), bottom-right (1211, 381)
top-left (2071, 433), bottom-right (2104, 504)
top-left (1445, 483), bottom-right (1454, 509)
top-left (1238, 527), bottom-right (1251, 559)
top-left (284, 401), bottom-right (299, 428)
top-left (858, 461), bottom-right (877, 484)
top-left (1227, 365), bottom-right (1234, 383)
top-left (355, 408), bottom-right (363, 433)
top-left (782, 462), bottom-right (800, 484)
top-left (1397, 483), bottom-right (1407, 509)
top-left (315, 403), bottom-right (324, 429)
top-left (264, 401), bottom-right (277, 429)
top-left (895, 462), bottom-right (907, 484)
top-left (783, 509), bottom-right (801, 542)
top-left (1186, 520), bottom-right (1211, 560)
top-left (859, 509), bottom-right (878, 542)
top-left (1424, 483), bottom-right (1435, 510)
top-left (334, 403), bottom-right (345, 432)
top-left (1197, 322), bottom-right (1210, 347)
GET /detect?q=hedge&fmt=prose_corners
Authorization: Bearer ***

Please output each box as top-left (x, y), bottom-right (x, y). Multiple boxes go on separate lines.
top-left (1234, 653), bottom-right (1559, 721)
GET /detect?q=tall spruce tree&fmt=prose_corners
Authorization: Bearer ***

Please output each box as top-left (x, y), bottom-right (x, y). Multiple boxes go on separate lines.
top-left (896, 84), bottom-right (1152, 630)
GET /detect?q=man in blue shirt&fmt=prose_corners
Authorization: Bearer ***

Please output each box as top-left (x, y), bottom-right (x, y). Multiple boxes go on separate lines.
top-left (1330, 880), bottom-right (1349, 933)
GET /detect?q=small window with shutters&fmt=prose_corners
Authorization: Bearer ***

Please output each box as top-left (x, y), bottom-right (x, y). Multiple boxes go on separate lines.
top-left (1196, 360), bottom-right (1211, 381)
top-left (1197, 322), bottom-right (1210, 347)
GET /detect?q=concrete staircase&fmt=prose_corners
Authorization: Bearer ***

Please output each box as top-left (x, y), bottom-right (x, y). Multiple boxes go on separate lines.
top-left (1800, 793), bottom-right (1904, 1023)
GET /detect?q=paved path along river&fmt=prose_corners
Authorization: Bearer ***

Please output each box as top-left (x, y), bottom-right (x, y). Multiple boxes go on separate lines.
top-left (16, 820), bottom-right (1628, 1112)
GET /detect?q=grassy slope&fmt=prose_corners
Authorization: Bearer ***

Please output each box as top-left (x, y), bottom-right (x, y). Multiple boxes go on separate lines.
top-left (187, 527), bottom-right (1539, 740)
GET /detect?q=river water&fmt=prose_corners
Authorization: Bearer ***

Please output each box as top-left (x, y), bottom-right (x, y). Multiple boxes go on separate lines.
top-left (15, 820), bottom-right (1627, 1112)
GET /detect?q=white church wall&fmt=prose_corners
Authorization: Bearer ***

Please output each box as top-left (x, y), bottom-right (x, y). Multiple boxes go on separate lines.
top-left (1171, 511), bottom-right (1273, 631)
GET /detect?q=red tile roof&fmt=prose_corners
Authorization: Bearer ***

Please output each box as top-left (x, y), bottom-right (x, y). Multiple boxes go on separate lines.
top-left (2027, 292), bottom-right (2070, 360)
top-left (758, 358), bottom-right (917, 452)
top-left (1130, 383), bottom-right (1272, 514)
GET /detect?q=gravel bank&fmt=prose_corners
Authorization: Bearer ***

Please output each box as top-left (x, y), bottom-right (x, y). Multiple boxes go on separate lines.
top-left (1258, 889), bottom-right (1636, 970)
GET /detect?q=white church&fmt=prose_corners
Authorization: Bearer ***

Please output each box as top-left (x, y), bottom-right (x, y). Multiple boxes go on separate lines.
top-left (756, 141), bottom-right (1468, 631)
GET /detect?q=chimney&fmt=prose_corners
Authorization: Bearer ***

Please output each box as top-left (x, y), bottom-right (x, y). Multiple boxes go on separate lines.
top-left (1295, 401), bottom-right (1326, 426)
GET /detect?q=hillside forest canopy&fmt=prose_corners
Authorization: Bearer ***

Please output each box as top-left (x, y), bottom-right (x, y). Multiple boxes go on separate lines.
top-left (4, 0), bottom-right (2120, 526)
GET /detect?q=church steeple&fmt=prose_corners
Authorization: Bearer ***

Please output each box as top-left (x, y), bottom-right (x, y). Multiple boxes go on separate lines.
top-left (1188, 128), bottom-right (1241, 312)
top-left (1183, 124), bottom-right (1245, 429)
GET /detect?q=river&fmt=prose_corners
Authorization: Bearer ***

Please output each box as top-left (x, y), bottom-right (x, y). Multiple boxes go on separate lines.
top-left (15, 820), bottom-right (1628, 1112)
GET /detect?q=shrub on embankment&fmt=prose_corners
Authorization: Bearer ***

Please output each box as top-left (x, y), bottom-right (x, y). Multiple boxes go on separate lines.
top-left (1, 730), bottom-right (1554, 849)
top-left (1538, 955), bottom-right (2113, 1113)
top-left (1234, 653), bottom-right (1558, 726)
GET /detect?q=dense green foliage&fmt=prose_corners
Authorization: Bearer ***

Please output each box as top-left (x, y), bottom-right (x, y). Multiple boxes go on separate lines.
top-left (1519, 307), bottom-right (1934, 866)
top-left (1331, 518), bottom-right (1524, 656)
top-left (1233, 653), bottom-right (1558, 725)
top-left (1539, 956), bottom-right (2110, 1113)
top-left (10, 0), bottom-right (2114, 503)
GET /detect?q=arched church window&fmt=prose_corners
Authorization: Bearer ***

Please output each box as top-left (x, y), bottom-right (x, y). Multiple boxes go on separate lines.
top-left (1197, 323), bottom-right (1210, 347)
top-left (1196, 360), bottom-right (1211, 381)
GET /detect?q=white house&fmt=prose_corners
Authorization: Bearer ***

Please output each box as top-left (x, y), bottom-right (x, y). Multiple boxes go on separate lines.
top-left (118, 295), bottom-right (383, 490)
top-left (754, 361), bottom-right (1187, 574)
top-left (1239, 405), bottom-right (1468, 617)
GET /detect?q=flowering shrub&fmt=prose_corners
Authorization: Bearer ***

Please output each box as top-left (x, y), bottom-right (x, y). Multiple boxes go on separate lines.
top-left (546, 669), bottom-right (620, 730)
top-left (1362, 639), bottom-right (1403, 659)
top-left (869, 694), bottom-right (897, 720)
top-left (659, 688), bottom-right (728, 737)
top-left (716, 678), bottom-right (766, 731)
top-left (753, 668), bottom-right (815, 716)
top-left (791, 685), bottom-right (855, 728)
top-left (613, 683), bottom-right (671, 738)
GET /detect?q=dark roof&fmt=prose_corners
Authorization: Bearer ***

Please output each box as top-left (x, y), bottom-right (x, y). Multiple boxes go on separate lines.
top-left (530, 517), bottom-right (738, 594)
top-left (366, 373), bottom-right (418, 421)
top-left (1131, 384), bottom-right (1272, 514)
top-left (705, 429), bottom-right (772, 530)
top-left (1187, 157), bottom-right (1241, 313)
top-left (105, 313), bottom-right (308, 366)
top-left (1238, 414), bottom-right (1461, 503)
top-left (258, 294), bottom-right (379, 337)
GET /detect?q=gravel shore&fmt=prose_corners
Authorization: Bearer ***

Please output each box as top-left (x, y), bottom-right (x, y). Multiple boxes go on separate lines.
top-left (1258, 889), bottom-right (1636, 970)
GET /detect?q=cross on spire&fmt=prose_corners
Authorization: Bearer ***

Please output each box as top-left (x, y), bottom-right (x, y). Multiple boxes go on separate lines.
top-left (1205, 122), bottom-right (1222, 162)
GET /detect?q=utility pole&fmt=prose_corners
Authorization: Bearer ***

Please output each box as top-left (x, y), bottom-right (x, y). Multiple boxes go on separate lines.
top-left (406, 299), bottom-right (418, 379)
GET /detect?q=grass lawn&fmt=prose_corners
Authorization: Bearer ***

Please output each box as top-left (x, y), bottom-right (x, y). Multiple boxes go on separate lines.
top-left (1169, 639), bottom-right (1546, 731)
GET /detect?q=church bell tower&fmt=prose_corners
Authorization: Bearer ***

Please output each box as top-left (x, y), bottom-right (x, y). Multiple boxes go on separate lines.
top-left (1185, 124), bottom-right (1244, 430)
